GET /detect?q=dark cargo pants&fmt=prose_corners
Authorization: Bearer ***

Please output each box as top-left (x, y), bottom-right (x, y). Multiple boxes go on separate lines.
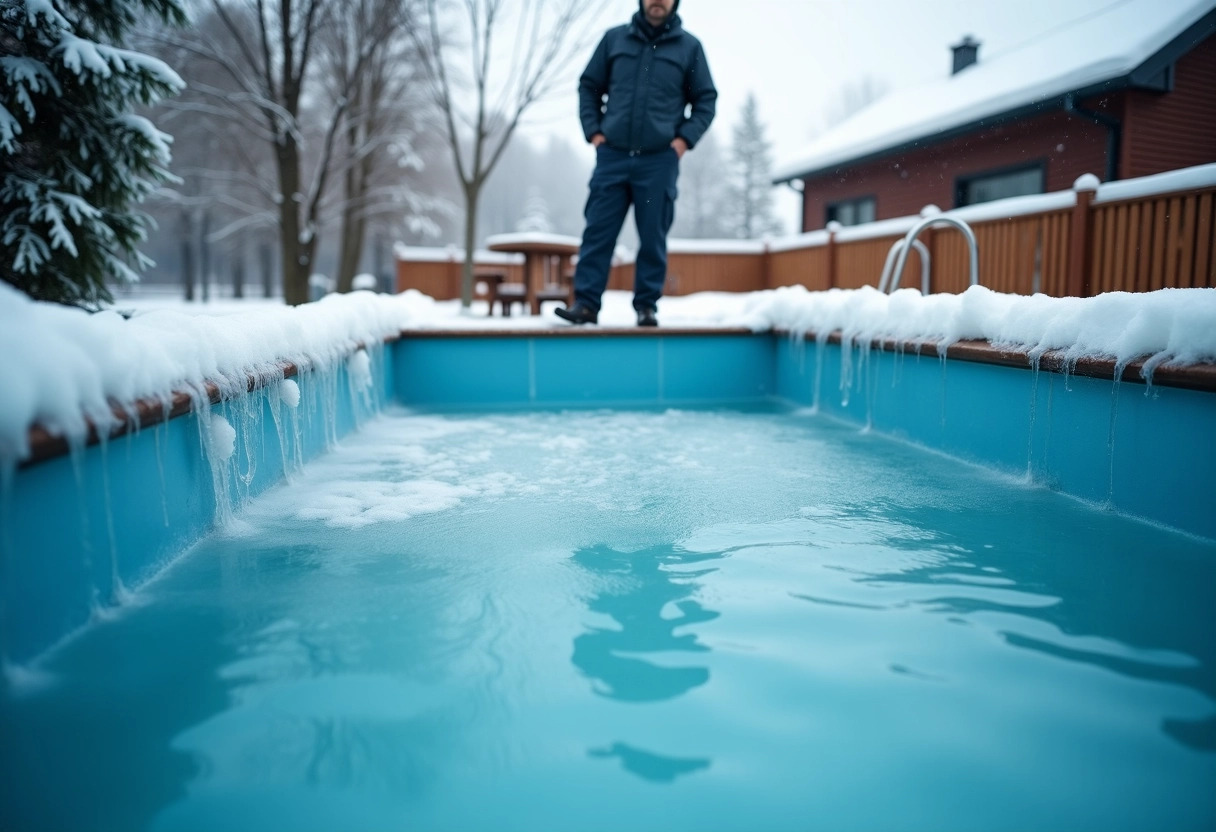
top-left (572, 145), bottom-right (679, 313)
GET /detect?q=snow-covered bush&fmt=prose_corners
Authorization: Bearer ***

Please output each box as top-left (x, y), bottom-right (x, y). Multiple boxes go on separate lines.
top-left (0, 0), bottom-right (187, 306)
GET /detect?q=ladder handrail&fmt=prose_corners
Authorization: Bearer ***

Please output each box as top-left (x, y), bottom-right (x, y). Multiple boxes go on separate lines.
top-left (878, 238), bottom-right (931, 294)
top-left (888, 215), bottom-right (980, 293)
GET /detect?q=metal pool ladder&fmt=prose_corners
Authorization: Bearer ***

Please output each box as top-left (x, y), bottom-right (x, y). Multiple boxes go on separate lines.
top-left (878, 213), bottom-right (980, 293)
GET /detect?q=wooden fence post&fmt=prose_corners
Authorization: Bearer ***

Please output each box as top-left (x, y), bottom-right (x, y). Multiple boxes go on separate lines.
top-left (826, 220), bottom-right (841, 290)
top-left (1068, 174), bottom-right (1100, 297)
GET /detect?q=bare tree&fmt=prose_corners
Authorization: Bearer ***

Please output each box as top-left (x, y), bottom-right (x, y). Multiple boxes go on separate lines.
top-left (316, 0), bottom-right (450, 292)
top-left (413, 0), bottom-right (609, 308)
top-left (156, 0), bottom-right (407, 304)
top-left (142, 8), bottom-right (278, 298)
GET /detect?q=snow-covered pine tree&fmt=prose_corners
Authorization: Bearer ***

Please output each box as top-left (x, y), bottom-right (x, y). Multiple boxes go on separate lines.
top-left (515, 187), bottom-right (553, 234)
top-left (729, 93), bottom-right (783, 240)
top-left (0, 0), bottom-right (187, 306)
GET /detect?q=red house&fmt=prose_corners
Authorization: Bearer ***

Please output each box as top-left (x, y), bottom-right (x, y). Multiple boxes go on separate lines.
top-left (773, 0), bottom-right (1216, 231)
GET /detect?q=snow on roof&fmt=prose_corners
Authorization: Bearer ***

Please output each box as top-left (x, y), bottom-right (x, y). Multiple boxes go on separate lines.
top-left (773, 0), bottom-right (1215, 182)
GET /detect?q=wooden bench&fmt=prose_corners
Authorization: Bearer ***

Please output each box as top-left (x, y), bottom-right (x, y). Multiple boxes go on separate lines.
top-left (476, 266), bottom-right (529, 316)
top-left (534, 263), bottom-right (574, 310)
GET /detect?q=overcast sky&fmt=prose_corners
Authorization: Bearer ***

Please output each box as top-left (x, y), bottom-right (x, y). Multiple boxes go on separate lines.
top-left (515, 0), bottom-right (1123, 230)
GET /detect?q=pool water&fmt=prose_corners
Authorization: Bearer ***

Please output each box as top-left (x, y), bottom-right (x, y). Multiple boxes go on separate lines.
top-left (2, 407), bottom-right (1214, 832)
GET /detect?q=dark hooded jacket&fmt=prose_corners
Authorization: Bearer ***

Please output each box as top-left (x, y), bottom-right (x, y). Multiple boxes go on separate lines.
top-left (578, 2), bottom-right (717, 154)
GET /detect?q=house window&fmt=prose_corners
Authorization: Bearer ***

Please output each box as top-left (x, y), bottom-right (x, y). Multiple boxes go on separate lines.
top-left (826, 196), bottom-right (876, 227)
top-left (956, 163), bottom-right (1045, 207)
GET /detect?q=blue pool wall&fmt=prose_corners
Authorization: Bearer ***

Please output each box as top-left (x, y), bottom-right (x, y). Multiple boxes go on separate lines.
top-left (4, 332), bottom-right (1214, 667)
top-left (393, 335), bottom-right (776, 410)
top-left (1, 349), bottom-right (392, 665)
top-left (393, 333), bottom-right (1215, 540)
top-left (773, 337), bottom-right (1216, 541)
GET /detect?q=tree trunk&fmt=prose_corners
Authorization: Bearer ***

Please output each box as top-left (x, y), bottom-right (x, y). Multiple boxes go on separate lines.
top-left (336, 209), bottom-right (366, 293)
top-left (336, 109), bottom-right (363, 293)
top-left (372, 232), bottom-right (386, 291)
top-left (232, 237), bottom-right (245, 299)
top-left (260, 238), bottom-right (274, 299)
top-left (461, 182), bottom-right (480, 307)
top-left (200, 208), bottom-right (211, 302)
top-left (180, 209), bottom-right (196, 302)
top-left (277, 137), bottom-right (310, 306)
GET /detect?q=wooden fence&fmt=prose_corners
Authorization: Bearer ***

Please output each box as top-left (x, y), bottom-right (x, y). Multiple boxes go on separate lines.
top-left (397, 174), bottom-right (1216, 299)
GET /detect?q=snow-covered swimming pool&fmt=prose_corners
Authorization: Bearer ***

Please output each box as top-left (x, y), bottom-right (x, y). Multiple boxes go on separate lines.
top-left (2, 407), bottom-right (1213, 832)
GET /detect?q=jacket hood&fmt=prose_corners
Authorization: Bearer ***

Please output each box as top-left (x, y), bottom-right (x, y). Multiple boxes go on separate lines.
top-left (639, 0), bottom-right (680, 14)
top-left (632, 6), bottom-right (683, 41)
top-left (637, 0), bottom-right (681, 22)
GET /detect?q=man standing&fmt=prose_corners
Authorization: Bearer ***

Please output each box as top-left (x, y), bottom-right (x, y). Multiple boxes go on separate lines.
top-left (556, 0), bottom-right (716, 327)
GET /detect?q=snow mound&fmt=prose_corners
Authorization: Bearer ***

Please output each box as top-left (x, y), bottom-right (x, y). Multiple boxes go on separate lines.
top-left (1, 282), bottom-right (1213, 468)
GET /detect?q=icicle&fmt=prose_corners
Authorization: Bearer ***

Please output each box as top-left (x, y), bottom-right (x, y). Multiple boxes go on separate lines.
top-left (323, 359), bottom-right (340, 448)
top-left (286, 377), bottom-right (305, 473)
top-left (370, 343), bottom-right (386, 414)
top-left (1140, 351), bottom-right (1169, 394)
top-left (191, 383), bottom-right (236, 528)
top-left (839, 333), bottom-right (855, 408)
top-left (236, 387), bottom-right (259, 496)
top-left (863, 340), bottom-right (879, 434)
top-left (267, 377), bottom-right (291, 483)
top-left (153, 406), bottom-right (170, 528)
top-left (65, 433), bottom-right (97, 604)
top-left (810, 331), bottom-right (828, 415)
top-left (939, 351), bottom-right (949, 429)
top-left (1106, 365), bottom-right (1124, 509)
top-left (347, 348), bottom-right (373, 427)
top-left (792, 330), bottom-right (807, 377)
top-left (1025, 355), bottom-right (1042, 483)
top-left (95, 435), bottom-right (127, 607)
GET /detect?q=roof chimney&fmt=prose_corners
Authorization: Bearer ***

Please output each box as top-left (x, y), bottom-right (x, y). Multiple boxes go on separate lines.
top-left (951, 35), bottom-right (980, 75)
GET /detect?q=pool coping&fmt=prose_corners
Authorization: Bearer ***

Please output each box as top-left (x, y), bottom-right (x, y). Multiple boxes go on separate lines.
top-left (403, 327), bottom-right (1216, 391)
top-left (18, 328), bottom-right (1216, 469)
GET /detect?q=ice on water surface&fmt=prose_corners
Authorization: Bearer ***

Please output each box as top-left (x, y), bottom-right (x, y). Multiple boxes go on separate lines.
top-left (2, 407), bottom-right (1215, 832)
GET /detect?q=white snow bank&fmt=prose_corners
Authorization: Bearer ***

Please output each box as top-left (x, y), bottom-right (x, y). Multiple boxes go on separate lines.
top-left (0, 283), bottom-right (439, 465)
top-left (745, 285), bottom-right (1216, 374)
top-left (2, 281), bottom-right (1213, 467)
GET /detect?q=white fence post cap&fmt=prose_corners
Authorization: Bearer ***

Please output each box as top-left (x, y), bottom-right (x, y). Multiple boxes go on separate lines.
top-left (1073, 173), bottom-right (1100, 192)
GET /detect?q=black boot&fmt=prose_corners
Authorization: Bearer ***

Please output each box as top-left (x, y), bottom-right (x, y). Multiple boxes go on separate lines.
top-left (636, 306), bottom-right (658, 327)
top-left (555, 303), bottom-right (598, 325)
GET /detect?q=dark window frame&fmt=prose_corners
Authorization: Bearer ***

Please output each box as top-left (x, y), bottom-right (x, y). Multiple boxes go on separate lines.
top-left (825, 194), bottom-right (877, 227)
top-left (954, 161), bottom-right (1047, 208)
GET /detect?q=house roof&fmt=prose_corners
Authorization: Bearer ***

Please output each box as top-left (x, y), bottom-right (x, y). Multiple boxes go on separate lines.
top-left (772, 0), bottom-right (1216, 184)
